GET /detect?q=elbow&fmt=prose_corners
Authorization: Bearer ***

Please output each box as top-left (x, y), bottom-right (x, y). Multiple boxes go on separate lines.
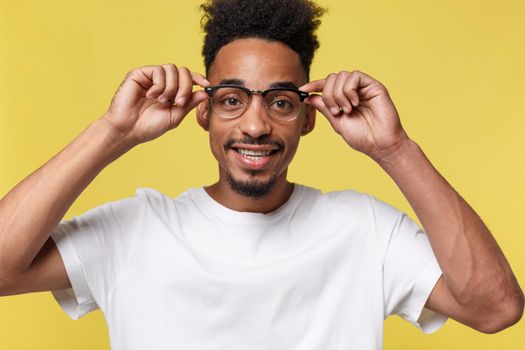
top-left (477, 291), bottom-right (524, 334)
top-left (0, 272), bottom-right (16, 297)
top-left (0, 265), bottom-right (24, 297)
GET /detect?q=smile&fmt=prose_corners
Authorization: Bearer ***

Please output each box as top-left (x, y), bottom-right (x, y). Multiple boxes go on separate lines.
top-left (235, 148), bottom-right (276, 157)
top-left (231, 146), bottom-right (281, 170)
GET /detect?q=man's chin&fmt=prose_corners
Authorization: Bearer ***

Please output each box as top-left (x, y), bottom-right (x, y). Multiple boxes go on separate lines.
top-left (226, 171), bottom-right (277, 199)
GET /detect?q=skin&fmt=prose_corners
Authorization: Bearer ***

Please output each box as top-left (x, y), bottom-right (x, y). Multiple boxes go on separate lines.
top-left (195, 39), bottom-right (315, 213)
top-left (0, 37), bottom-right (522, 334)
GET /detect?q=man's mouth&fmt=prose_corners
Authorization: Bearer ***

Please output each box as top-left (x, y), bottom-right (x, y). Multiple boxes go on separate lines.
top-left (232, 147), bottom-right (279, 159)
top-left (229, 145), bottom-right (281, 170)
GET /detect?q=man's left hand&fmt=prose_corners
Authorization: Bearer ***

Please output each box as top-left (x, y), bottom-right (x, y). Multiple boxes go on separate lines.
top-left (300, 70), bottom-right (409, 161)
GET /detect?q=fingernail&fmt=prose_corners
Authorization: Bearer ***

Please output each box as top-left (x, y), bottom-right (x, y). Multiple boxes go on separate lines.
top-left (177, 97), bottom-right (186, 106)
top-left (158, 96), bottom-right (167, 103)
top-left (343, 107), bottom-right (350, 114)
top-left (330, 107), bottom-right (340, 115)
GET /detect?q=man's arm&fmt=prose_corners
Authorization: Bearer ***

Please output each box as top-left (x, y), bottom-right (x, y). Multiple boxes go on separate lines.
top-left (376, 137), bottom-right (524, 333)
top-left (0, 64), bottom-right (209, 296)
top-left (0, 118), bottom-right (130, 295)
top-left (300, 70), bottom-right (524, 333)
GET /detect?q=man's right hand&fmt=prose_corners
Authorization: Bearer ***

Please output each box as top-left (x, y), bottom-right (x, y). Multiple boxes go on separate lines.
top-left (102, 64), bottom-right (210, 146)
top-left (0, 63), bottom-right (211, 297)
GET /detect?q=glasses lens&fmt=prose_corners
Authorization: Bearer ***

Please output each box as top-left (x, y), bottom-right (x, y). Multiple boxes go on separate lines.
top-left (264, 90), bottom-right (302, 121)
top-left (211, 87), bottom-right (249, 118)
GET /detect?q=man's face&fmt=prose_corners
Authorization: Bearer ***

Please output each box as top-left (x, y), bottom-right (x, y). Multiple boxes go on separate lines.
top-left (197, 38), bottom-right (315, 198)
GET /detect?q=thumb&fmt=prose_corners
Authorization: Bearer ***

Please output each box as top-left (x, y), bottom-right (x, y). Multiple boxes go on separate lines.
top-left (299, 79), bottom-right (325, 92)
top-left (168, 90), bottom-right (208, 128)
top-left (183, 90), bottom-right (209, 111)
top-left (305, 94), bottom-right (340, 129)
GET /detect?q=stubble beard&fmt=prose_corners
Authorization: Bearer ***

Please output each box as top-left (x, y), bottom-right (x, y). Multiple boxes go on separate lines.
top-left (225, 170), bottom-right (277, 199)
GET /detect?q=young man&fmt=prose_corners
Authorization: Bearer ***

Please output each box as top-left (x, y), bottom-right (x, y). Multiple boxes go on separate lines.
top-left (0, 0), bottom-right (523, 349)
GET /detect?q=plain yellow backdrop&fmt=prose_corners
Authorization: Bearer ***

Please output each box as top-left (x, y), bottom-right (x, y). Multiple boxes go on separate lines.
top-left (1, 0), bottom-right (524, 348)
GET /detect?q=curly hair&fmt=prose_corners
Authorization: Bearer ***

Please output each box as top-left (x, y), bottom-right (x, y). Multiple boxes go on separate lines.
top-left (200, 0), bottom-right (326, 79)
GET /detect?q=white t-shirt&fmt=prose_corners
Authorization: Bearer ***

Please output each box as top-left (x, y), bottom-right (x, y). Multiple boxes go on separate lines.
top-left (51, 184), bottom-right (447, 350)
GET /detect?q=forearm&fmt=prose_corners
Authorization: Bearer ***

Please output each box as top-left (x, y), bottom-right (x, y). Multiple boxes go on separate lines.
top-left (0, 116), bottom-right (131, 278)
top-left (375, 138), bottom-right (523, 308)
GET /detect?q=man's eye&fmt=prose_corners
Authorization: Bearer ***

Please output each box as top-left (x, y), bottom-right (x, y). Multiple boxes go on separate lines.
top-left (227, 98), bottom-right (240, 105)
top-left (220, 96), bottom-right (242, 106)
top-left (272, 99), bottom-right (293, 109)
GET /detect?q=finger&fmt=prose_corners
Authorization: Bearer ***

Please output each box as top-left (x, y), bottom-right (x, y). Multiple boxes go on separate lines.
top-left (343, 83), bottom-right (360, 108)
top-left (175, 66), bottom-right (192, 107)
top-left (169, 90), bottom-right (209, 128)
top-left (350, 70), bottom-right (377, 88)
top-left (158, 63), bottom-right (179, 103)
top-left (321, 73), bottom-right (342, 116)
top-left (347, 70), bottom-right (381, 102)
top-left (361, 81), bottom-right (389, 101)
top-left (333, 72), bottom-right (353, 114)
top-left (184, 90), bottom-right (209, 111)
top-left (304, 94), bottom-right (340, 128)
top-left (190, 71), bottom-right (211, 87)
top-left (113, 68), bottom-right (149, 104)
top-left (344, 72), bottom-right (365, 107)
top-left (145, 66), bottom-right (166, 99)
top-left (299, 79), bottom-right (325, 92)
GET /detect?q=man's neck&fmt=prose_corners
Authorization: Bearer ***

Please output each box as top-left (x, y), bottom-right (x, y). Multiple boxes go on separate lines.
top-left (204, 174), bottom-right (295, 214)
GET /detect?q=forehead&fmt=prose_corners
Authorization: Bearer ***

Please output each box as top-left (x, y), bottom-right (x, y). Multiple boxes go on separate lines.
top-left (207, 38), bottom-right (307, 89)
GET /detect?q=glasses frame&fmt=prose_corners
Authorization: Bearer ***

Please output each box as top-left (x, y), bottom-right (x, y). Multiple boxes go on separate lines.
top-left (204, 84), bottom-right (309, 121)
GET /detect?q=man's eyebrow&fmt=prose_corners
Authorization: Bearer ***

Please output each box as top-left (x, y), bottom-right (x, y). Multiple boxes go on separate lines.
top-left (217, 79), bottom-right (299, 90)
top-left (269, 81), bottom-right (299, 90)
top-left (219, 78), bottom-right (245, 86)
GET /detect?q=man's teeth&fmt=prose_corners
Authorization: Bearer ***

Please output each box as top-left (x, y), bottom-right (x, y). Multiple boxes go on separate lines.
top-left (236, 148), bottom-right (273, 157)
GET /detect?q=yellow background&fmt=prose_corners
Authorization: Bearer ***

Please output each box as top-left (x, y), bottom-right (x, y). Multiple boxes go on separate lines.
top-left (1, 0), bottom-right (524, 348)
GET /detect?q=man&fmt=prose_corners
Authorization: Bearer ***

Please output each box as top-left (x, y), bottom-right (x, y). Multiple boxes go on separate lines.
top-left (0, 0), bottom-right (523, 349)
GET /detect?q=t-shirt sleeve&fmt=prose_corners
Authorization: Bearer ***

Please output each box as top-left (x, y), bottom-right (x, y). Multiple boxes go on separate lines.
top-left (370, 195), bottom-right (448, 334)
top-left (50, 190), bottom-right (146, 320)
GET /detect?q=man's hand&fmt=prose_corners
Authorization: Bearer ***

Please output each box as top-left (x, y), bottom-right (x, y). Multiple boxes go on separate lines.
top-left (300, 70), bottom-right (408, 161)
top-left (103, 64), bottom-right (210, 146)
top-left (301, 71), bottom-right (525, 333)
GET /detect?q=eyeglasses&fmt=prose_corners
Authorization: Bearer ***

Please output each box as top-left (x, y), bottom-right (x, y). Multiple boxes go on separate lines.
top-left (204, 85), bottom-right (309, 122)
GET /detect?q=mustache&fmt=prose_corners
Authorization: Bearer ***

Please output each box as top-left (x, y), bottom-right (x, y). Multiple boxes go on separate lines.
top-left (223, 136), bottom-right (284, 151)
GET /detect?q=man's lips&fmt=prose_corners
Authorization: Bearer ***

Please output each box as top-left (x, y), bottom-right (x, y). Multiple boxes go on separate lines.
top-left (224, 137), bottom-right (283, 152)
top-left (230, 143), bottom-right (281, 152)
top-left (229, 144), bottom-right (281, 170)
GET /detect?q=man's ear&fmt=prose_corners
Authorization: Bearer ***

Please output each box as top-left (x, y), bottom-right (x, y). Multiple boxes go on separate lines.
top-left (196, 100), bottom-right (210, 131)
top-left (301, 104), bottom-right (316, 136)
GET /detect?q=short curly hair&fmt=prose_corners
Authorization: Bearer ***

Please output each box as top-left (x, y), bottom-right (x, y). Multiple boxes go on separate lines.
top-left (200, 0), bottom-right (326, 79)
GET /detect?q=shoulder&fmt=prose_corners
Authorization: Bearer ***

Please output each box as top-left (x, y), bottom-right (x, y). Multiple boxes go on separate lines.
top-left (133, 187), bottom-right (188, 207)
top-left (299, 185), bottom-right (405, 224)
top-left (300, 185), bottom-right (371, 210)
top-left (134, 187), bottom-right (170, 203)
top-left (132, 186), bottom-right (201, 218)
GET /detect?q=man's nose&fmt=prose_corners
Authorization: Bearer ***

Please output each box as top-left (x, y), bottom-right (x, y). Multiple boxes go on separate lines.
top-left (238, 96), bottom-right (272, 138)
